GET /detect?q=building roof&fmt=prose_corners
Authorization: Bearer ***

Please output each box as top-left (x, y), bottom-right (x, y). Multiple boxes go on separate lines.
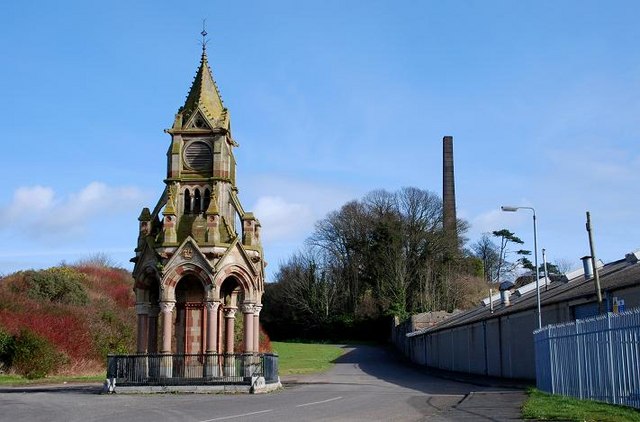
top-left (407, 250), bottom-right (640, 337)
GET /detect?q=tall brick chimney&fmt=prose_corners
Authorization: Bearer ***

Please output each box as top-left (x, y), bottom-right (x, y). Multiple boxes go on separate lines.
top-left (442, 136), bottom-right (457, 250)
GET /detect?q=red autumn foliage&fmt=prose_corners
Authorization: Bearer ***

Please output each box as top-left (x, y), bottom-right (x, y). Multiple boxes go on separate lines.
top-left (0, 308), bottom-right (92, 360)
top-left (258, 325), bottom-right (272, 353)
top-left (0, 263), bottom-right (136, 374)
top-left (233, 313), bottom-right (273, 353)
top-left (75, 265), bottom-right (136, 308)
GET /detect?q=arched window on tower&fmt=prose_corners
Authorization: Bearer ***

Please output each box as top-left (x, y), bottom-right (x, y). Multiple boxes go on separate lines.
top-left (203, 189), bottom-right (211, 213)
top-left (184, 189), bottom-right (192, 214)
top-left (194, 189), bottom-right (202, 214)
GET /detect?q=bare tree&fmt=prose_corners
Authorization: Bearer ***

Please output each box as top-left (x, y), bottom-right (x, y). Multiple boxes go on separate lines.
top-left (308, 201), bottom-right (369, 314)
top-left (554, 258), bottom-right (576, 274)
top-left (472, 234), bottom-right (500, 283)
top-left (276, 248), bottom-right (338, 326)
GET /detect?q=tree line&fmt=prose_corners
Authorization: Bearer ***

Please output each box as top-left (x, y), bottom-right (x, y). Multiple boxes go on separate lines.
top-left (262, 187), bottom-right (488, 341)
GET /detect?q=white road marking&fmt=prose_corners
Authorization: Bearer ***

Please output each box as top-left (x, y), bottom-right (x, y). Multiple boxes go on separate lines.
top-left (199, 409), bottom-right (274, 421)
top-left (296, 396), bottom-right (343, 407)
top-left (425, 394), bottom-right (466, 397)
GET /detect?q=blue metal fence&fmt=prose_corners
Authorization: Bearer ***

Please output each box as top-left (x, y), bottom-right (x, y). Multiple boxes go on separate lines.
top-left (534, 308), bottom-right (640, 409)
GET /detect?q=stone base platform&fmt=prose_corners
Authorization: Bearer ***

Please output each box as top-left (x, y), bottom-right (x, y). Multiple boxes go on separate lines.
top-left (103, 377), bottom-right (282, 395)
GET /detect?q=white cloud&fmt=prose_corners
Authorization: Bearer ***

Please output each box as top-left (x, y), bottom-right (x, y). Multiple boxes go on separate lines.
top-left (246, 174), bottom-right (359, 241)
top-left (470, 208), bottom-right (505, 235)
top-left (244, 175), bottom-right (360, 280)
top-left (3, 186), bottom-right (55, 220)
top-left (0, 182), bottom-right (146, 240)
top-left (547, 146), bottom-right (640, 185)
top-left (253, 196), bottom-right (315, 242)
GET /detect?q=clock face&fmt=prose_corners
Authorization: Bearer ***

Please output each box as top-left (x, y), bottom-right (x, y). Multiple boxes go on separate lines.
top-left (184, 141), bottom-right (212, 171)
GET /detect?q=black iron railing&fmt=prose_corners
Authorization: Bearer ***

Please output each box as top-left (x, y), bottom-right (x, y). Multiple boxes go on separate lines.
top-left (106, 353), bottom-right (279, 386)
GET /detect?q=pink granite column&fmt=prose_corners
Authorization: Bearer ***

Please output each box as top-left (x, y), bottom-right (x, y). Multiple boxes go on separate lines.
top-left (217, 306), bottom-right (223, 353)
top-left (224, 306), bottom-right (237, 354)
top-left (136, 302), bottom-right (149, 353)
top-left (147, 305), bottom-right (159, 353)
top-left (253, 304), bottom-right (262, 353)
top-left (206, 301), bottom-right (220, 353)
top-left (242, 304), bottom-right (255, 353)
top-left (160, 301), bottom-right (175, 353)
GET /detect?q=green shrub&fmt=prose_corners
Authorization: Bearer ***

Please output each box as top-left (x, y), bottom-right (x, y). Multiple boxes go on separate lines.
top-left (93, 319), bottom-right (134, 358)
top-left (24, 267), bottom-right (89, 306)
top-left (12, 329), bottom-right (68, 379)
top-left (0, 328), bottom-right (14, 370)
top-left (89, 304), bottom-right (135, 359)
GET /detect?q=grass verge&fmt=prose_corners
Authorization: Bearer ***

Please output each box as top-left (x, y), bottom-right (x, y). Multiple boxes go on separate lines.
top-left (522, 388), bottom-right (640, 421)
top-left (2, 342), bottom-right (348, 384)
top-left (271, 342), bottom-right (346, 376)
top-left (0, 373), bottom-right (104, 386)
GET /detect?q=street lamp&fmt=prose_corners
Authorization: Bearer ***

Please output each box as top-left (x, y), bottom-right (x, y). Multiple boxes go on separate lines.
top-left (501, 205), bottom-right (542, 329)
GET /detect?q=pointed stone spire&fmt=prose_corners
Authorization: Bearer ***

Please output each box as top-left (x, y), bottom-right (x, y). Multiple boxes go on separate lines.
top-left (162, 192), bottom-right (176, 216)
top-left (162, 192), bottom-right (177, 245)
top-left (138, 207), bottom-right (152, 221)
top-left (205, 192), bottom-right (219, 215)
top-left (180, 45), bottom-right (228, 129)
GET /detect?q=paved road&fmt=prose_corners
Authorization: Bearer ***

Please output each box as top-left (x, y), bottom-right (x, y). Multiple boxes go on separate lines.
top-left (0, 345), bottom-right (525, 421)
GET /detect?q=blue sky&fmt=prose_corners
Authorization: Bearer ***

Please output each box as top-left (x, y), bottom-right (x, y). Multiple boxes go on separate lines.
top-left (1, 1), bottom-right (639, 280)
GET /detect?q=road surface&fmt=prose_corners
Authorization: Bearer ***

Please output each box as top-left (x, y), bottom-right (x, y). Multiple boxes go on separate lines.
top-left (0, 345), bottom-right (525, 421)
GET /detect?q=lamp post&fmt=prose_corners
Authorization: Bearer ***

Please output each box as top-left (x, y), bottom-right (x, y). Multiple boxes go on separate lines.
top-left (501, 205), bottom-right (542, 329)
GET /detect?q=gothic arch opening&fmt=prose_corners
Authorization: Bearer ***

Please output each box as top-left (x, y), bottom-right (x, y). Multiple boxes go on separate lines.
top-left (219, 277), bottom-right (242, 353)
top-left (193, 189), bottom-right (202, 214)
top-left (184, 189), bottom-right (192, 214)
top-left (133, 271), bottom-right (162, 354)
top-left (219, 276), bottom-right (242, 302)
top-left (175, 275), bottom-right (205, 354)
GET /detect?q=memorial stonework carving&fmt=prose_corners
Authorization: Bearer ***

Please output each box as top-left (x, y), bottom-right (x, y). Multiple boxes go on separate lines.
top-left (131, 43), bottom-right (265, 357)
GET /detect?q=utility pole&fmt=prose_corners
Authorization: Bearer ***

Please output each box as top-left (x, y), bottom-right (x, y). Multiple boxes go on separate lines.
top-left (586, 211), bottom-right (603, 313)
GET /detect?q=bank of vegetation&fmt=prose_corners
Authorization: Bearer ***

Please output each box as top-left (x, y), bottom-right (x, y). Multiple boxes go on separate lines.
top-left (0, 256), bottom-right (136, 379)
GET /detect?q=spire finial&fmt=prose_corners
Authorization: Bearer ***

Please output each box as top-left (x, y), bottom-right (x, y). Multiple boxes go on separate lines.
top-left (200, 19), bottom-right (208, 53)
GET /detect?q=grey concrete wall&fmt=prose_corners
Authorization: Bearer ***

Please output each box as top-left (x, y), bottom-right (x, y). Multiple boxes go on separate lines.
top-left (613, 286), bottom-right (640, 308)
top-left (392, 307), bottom-right (542, 381)
top-left (485, 318), bottom-right (502, 377)
top-left (390, 280), bottom-right (640, 381)
top-left (468, 323), bottom-right (486, 375)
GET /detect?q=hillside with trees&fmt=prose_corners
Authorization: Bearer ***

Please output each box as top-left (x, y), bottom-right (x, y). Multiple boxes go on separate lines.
top-left (262, 187), bottom-right (488, 342)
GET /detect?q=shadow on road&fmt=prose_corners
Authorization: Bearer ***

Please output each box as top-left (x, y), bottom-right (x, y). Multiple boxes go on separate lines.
top-left (321, 345), bottom-right (527, 421)
top-left (327, 344), bottom-right (525, 395)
